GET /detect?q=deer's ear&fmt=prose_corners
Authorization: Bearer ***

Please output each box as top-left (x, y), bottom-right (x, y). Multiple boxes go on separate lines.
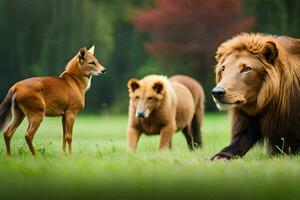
top-left (78, 47), bottom-right (88, 63)
top-left (88, 45), bottom-right (95, 55)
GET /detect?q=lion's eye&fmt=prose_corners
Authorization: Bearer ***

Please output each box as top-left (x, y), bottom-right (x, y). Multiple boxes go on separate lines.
top-left (221, 66), bottom-right (225, 71)
top-left (88, 61), bottom-right (96, 65)
top-left (147, 97), bottom-right (153, 100)
top-left (135, 96), bottom-right (140, 100)
top-left (241, 65), bottom-right (252, 73)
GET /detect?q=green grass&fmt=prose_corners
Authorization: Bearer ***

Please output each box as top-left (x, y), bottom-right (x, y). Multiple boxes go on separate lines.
top-left (0, 113), bottom-right (300, 200)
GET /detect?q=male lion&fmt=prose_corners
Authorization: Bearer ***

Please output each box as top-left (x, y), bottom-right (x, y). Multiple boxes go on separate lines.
top-left (211, 33), bottom-right (300, 160)
top-left (127, 74), bottom-right (205, 151)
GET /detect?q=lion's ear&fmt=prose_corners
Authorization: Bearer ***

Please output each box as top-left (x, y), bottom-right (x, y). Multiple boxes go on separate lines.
top-left (260, 41), bottom-right (278, 64)
top-left (128, 79), bottom-right (140, 93)
top-left (153, 81), bottom-right (164, 94)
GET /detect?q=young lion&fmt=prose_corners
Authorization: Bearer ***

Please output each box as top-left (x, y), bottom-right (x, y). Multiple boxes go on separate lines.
top-left (0, 46), bottom-right (106, 156)
top-left (127, 74), bottom-right (205, 151)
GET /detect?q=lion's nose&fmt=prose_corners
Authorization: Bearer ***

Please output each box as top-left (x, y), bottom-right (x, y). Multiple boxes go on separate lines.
top-left (212, 86), bottom-right (226, 100)
top-left (137, 111), bottom-right (145, 118)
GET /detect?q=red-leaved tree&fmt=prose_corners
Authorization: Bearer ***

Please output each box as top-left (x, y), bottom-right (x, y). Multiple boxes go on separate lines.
top-left (134, 0), bottom-right (254, 66)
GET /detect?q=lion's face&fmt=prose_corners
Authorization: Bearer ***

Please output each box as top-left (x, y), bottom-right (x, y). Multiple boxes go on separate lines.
top-left (213, 50), bottom-right (266, 113)
top-left (127, 78), bottom-right (164, 118)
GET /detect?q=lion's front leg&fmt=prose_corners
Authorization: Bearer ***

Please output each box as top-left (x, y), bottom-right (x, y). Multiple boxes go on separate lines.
top-left (211, 133), bottom-right (259, 160)
top-left (127, 126), bottom-right (141, 152)
top-left (159, 124), bottom-right (176, 150)
top-left (211, 115), bottom-right (261, 160)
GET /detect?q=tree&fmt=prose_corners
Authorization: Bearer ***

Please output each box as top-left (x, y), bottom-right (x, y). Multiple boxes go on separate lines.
top-left (244, 0), bottom-right (300, 37)
top-left (133, 0), bottom-right (254, 110)
top-left (134, 0), bottom-right (254, 59)
top-left (0, 0), bottom-right (151, 113)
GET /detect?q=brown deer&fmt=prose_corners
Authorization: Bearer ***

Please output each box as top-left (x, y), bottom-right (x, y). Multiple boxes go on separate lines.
top-left (0, 46), bottom-right (106, 157)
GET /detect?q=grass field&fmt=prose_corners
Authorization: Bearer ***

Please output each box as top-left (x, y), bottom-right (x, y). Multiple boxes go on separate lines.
top-left (0, 113), bottom-right (300, 200)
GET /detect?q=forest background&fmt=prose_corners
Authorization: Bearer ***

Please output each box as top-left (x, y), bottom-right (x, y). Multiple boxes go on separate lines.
top-left (0, 0), bottom-right (299, 113)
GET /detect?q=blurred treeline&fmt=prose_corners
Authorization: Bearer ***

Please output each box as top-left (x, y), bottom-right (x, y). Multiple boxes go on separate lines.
top-left (0, 0), bottom-right (299, 114)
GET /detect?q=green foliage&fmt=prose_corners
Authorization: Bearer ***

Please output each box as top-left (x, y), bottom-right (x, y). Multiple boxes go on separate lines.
top-left (0, 0), bottom-right (151, 114)
top-left (0, 114), bottom-right (300, 200)
top-left (244, 0), bottom-right (300, 37)
top-left (0, 0), bottom-right (299, 113)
